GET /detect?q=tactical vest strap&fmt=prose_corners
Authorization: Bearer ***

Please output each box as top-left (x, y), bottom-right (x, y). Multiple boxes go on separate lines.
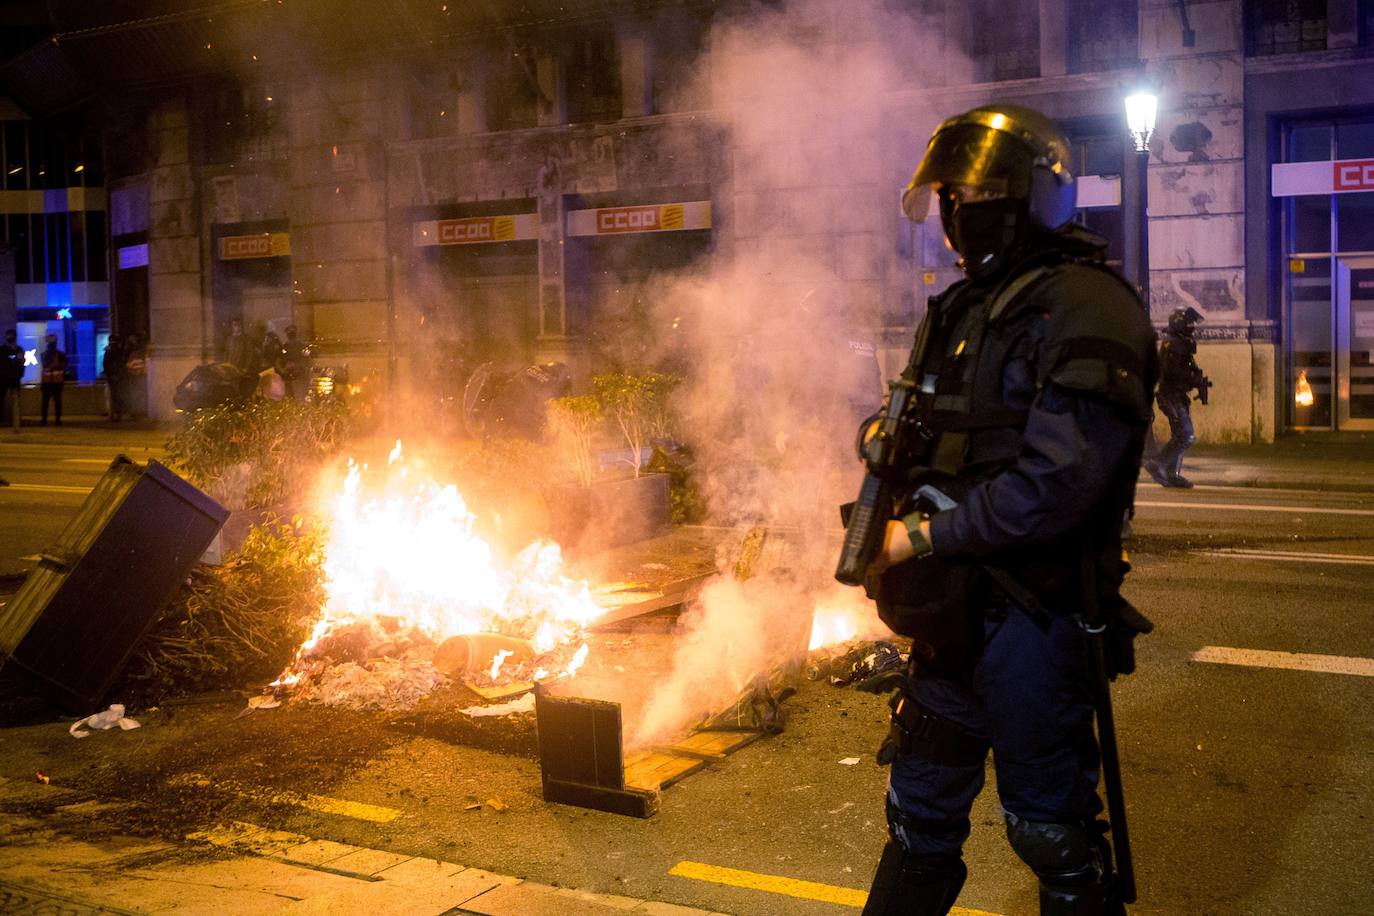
top-left (929, 409), bottom-right (1029, 432)
top-left (1056, 336), bottom-right (1147, 377)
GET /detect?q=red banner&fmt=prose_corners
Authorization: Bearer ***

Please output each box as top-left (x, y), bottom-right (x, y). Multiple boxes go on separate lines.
top-left (1333, 158), bottom-right (1374, 192)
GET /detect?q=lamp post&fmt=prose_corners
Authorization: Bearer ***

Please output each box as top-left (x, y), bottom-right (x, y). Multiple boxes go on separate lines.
top-left (1122, 91), bottom-right (1157, 313)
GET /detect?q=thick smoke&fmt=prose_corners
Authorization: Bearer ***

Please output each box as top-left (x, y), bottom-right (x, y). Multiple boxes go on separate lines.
top-left (619, 0), bottom-right (956, 745)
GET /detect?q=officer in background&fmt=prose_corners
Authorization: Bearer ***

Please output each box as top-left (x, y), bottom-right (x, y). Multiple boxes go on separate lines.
top-left (276, 325), bottom-right (311, 399)
top-left (1, 329), bottom-right (23, 428)
top-left (857, 105), bottom-right (1156, 915)
top-left (1144, 306), bottom-right (1207, 488)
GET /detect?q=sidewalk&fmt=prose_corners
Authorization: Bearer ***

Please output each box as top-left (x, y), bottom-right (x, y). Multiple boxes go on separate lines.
top-left (0, 788), bottom-right (723, 915)
top-left (1153, 433), bottom-right (1374, 493)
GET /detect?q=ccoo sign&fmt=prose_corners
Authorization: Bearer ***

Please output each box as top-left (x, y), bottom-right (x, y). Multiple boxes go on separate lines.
top-left (1333, 159), bottom-right (1374, 192)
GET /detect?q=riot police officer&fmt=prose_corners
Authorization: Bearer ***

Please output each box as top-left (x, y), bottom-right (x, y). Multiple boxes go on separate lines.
top-left (1144, 306), bottom-right (1207, 488)
top-left (855, 105), bottom-right (1157, 915)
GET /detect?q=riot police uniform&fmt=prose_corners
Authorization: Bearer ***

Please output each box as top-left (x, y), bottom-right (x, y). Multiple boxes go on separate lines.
top-left (1144, 307), bottom-right (1206, 488)
top-left (858, 106), bottom-right (1156, 915)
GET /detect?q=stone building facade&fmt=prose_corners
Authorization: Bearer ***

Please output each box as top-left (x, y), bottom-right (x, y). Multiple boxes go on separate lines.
top-left (4, 0), bottom-right (1373, 437)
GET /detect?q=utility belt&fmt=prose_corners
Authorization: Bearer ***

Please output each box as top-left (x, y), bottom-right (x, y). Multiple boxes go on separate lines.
top-left (876, 676), bottom-right (985, 768)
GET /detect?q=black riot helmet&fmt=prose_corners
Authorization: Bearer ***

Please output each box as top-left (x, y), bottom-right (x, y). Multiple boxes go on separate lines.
top-left (1168, 306), bottom-right (1203, 335)
top-left (901, 104), bottom-right (1076, 278)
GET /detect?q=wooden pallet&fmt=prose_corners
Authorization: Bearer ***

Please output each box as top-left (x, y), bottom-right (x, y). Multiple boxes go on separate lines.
top-left (588, 572), bottom-right (716, 630)
top-left (624, 731), bottom-right (760, 793)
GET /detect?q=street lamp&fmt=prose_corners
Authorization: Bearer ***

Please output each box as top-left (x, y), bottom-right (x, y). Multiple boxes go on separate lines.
top-left (1122, 91), bottom-right (1157, 312)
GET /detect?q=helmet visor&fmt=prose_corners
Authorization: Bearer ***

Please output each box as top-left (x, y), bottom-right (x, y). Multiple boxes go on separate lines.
top-left (901, 122), bottom-right (1032, 223)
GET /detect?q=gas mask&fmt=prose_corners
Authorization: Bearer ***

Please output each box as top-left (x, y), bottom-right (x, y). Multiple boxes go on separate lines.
top-left (940, 192), bottom-right (1029, 279)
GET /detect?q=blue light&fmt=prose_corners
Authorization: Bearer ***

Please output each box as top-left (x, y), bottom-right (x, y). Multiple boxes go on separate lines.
top-left (56, 307), bottom-right (73, 320)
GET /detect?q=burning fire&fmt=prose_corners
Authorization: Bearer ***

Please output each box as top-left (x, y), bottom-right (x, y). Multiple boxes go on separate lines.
top-left (274, 442), bottom-right (602, 699)
top-left (1295, 369), bottom-right (1315, 408)
top-left (808, 583), bottom-right (891, 651)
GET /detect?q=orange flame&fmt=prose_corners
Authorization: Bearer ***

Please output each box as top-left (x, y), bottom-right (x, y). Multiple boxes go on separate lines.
top-left (278, 444), bottom-right (603, 687)
top-left (1295, 370), bottom-right (1315, 408)
top-left (808, 583), bottom-right (891, 651)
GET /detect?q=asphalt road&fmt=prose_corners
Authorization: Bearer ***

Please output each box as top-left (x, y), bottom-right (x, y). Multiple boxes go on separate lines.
top-left (0, 435), bottom-right (1371, 915)
top-left (0, 431), bottom-right (168, 578)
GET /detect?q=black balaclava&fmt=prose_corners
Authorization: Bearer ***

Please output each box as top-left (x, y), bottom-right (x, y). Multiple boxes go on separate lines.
top-left (940, 192), bottom-right (1030, 281)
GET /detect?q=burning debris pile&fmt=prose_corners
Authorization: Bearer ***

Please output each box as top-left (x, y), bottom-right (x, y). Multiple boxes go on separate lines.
top-left (267, 443), bottom-right (600, 711)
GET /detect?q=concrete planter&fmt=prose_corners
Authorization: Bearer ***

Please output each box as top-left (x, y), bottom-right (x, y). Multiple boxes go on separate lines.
top-left (545, 472), bottom-right (670, 554)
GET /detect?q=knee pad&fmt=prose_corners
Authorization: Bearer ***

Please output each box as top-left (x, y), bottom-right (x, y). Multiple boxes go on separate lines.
top-left (1004, 812), bottom-right (1103, 884)
top-left (862, 840), bottom-right (967, 916)
top-left (885, 793), bottom-right (968, 856)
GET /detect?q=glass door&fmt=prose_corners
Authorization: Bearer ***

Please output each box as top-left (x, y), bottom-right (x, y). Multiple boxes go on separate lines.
top-left (1335, 257), bottom-right (1374, 429)
top-left (1288, 257), bottom-right (1332, 428)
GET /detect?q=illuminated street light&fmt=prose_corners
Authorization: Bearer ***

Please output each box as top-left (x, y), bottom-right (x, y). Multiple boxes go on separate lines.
top-left (1125, 91), bottom-right (1158, 153)
top-left (1122, 90), bottom-right (1158, 311)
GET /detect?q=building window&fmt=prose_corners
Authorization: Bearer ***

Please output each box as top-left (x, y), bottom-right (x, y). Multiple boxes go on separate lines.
top-left (192, 82), bottom-right (287, 165)
top-left (566, 31), bottom-right (622, 123)
top-left (486, 46), bottom-right (541, 131)
top-left (652, 15), bottom-right (710, 114)
top-left (967, 0), bottom-right (1039, 82)
top-left (1277, 116), bottom-right (1374, 430)
top-left (1246, 0), bottom-right (1327, 56)
top-left (1064, 122), bottom-right (1126, 267)
top-left (3, 120), bottom-right (27, 190)
top-left (6, 214), bottom-right (33, 284)
top-left (407, 63), bottom-right (459, 139)
top-left (1067, 0), bottom-right (1138, 73)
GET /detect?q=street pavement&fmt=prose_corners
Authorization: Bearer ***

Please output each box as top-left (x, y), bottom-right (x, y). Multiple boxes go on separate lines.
top-left (0, 428), bottom-right (1371, 914)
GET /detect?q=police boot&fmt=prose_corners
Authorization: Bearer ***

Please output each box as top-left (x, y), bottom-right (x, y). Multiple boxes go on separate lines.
top-left (1141, 457), bottom-right (1170, 488)
top-left (1038, 871), bottom-right (1123, 916)
top-left (1166, 449), bottom-right (1193, 489)
top-left (862, 840), bottom-right (967, 916)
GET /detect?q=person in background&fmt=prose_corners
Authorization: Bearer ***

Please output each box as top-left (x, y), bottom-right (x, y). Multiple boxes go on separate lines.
top-left (223, 317), bottom-right (255, 372)
top-left (123, 333), bottom-right (148, 419)
top-left (1144, 306), bottom-right (1208, 489)
top-left (260, 327), bottom-right (283, 377)
top-left (276, 324), bottom-right (311, 399)
top-left (103, 334), bottom-right (128, 422)
top-left (1, 329), bottom-right (23, 428)
top-left (40, 334), bottom-right (67, 426)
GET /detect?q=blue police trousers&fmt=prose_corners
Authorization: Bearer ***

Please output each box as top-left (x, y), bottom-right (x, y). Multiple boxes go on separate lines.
top-left (887, 608), bottom-right (1102, 857)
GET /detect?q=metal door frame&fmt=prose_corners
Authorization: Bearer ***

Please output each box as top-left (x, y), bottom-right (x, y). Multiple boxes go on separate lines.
top-left (1334, 255), bottom-right (1374, 430)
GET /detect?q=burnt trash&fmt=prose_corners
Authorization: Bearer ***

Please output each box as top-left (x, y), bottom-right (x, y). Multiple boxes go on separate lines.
top-left (810, 641), bottom-right (906, 689)
top-left (698, 673), bottom-right (795, 735)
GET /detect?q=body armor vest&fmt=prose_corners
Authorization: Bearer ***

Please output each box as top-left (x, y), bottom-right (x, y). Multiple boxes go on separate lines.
top-left (872, 251), bottom-right (1150, 678)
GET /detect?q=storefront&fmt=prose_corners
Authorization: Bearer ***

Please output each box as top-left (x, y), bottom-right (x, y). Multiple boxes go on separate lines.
top-left (211, 222), bottom-right (293, 360)
top-left (1271, 115), bottom-right (1374, 430)
top-left (410, 206), bottom-right (541, 375)
top-left (564, 199), bottom-right (713, 371)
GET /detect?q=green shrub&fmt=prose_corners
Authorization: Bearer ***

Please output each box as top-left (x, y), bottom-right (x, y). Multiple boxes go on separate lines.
top-left (546, 395), bottom-right (603, 487)
top-left (647, 444), bottom-right (706, 524)
top-left (592, 371), bottom-right (680, 477)
top-left (120, 522), bottom-right (325, 703)
top-left (165, 398), bottom-right (349, 510)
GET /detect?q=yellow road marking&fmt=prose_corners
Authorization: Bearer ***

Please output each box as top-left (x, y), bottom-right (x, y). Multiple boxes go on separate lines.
top-left (169, 773), bottom-right (403, 824)
top-left (669, 860), bottom-right (1003, 914)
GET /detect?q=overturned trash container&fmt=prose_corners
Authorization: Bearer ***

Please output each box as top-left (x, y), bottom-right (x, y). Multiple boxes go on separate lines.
top-left (0, 457), bottom-right (228, 712)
